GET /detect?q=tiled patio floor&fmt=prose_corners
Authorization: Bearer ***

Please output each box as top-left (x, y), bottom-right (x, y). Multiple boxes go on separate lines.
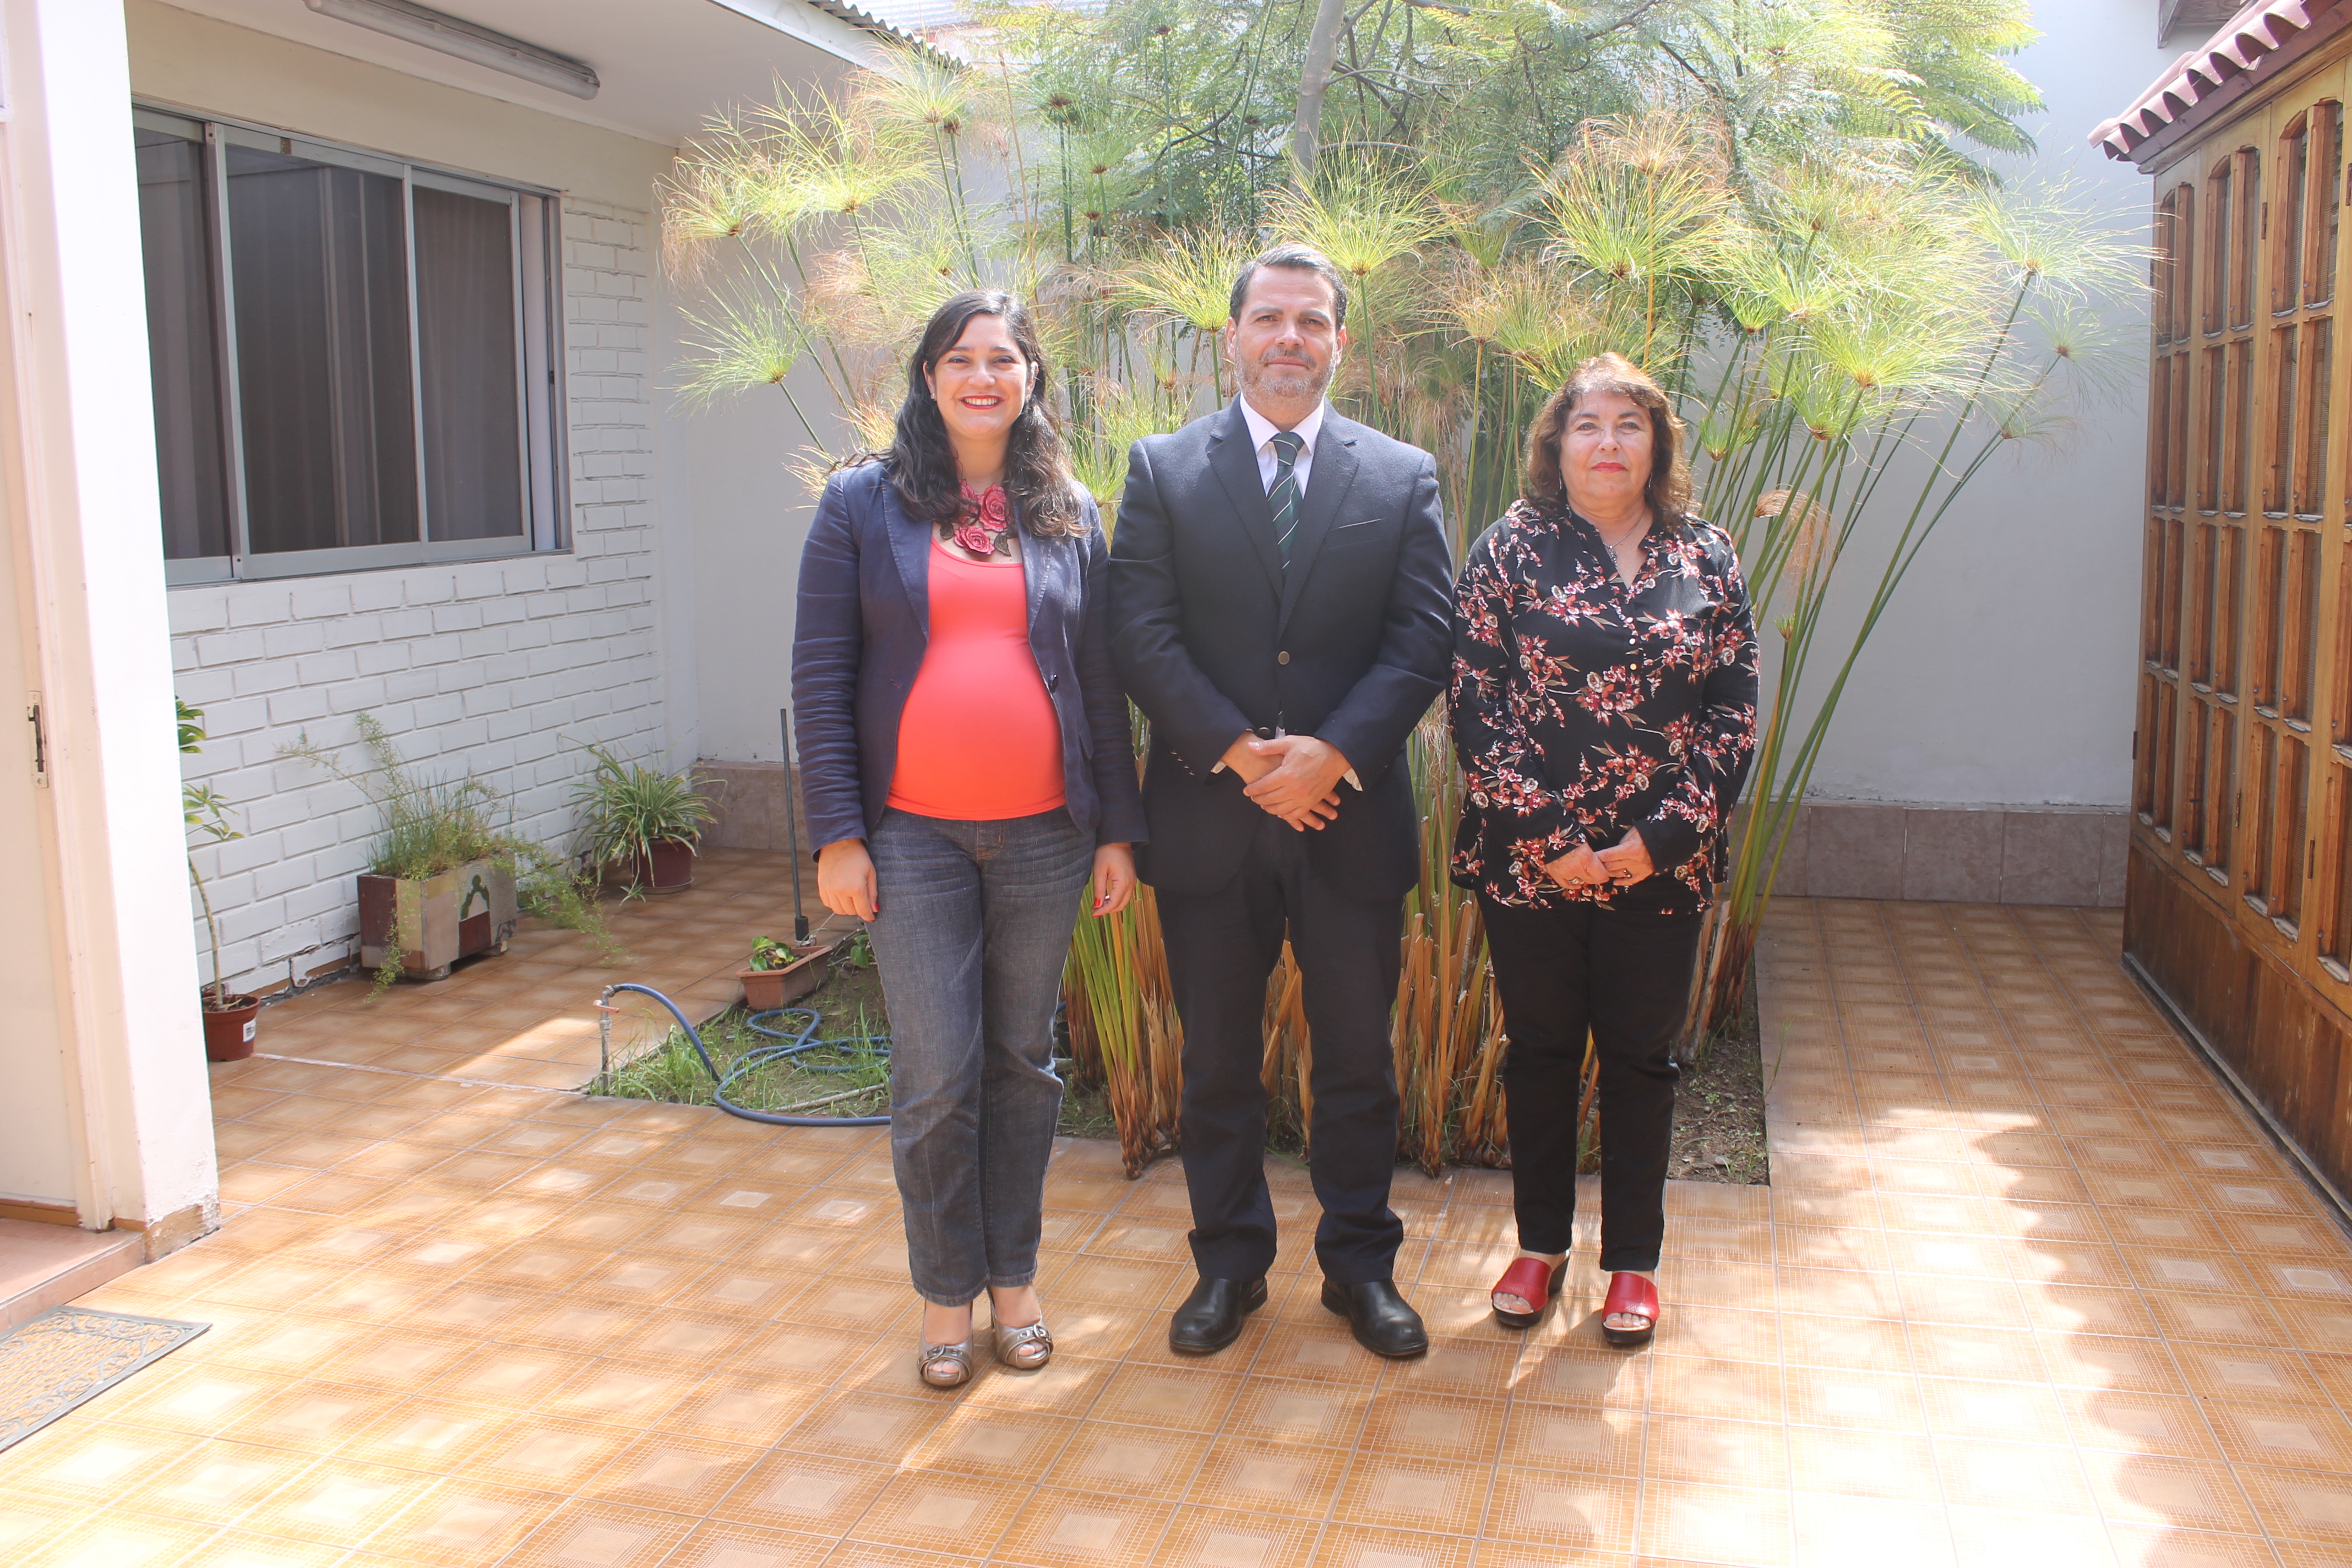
top-left (6, 898), bottom-right (2352, 1566)
top-left (249, 850), bottom-right (846, 1091)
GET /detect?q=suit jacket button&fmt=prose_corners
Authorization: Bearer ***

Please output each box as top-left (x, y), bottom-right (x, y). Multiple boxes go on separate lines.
top-left (1278, 651), bottom-right (1291, 665)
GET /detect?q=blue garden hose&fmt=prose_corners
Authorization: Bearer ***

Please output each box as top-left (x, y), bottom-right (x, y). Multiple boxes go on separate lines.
top-left (595, 981), bottom-right (891, 1127)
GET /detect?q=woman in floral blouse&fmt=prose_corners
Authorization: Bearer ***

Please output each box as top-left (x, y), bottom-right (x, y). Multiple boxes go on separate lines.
top-left (1449, 352), bottom-right (1757, 1349)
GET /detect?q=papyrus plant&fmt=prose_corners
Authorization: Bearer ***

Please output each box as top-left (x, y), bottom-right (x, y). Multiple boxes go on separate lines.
top-left (662, 12), bottom-right (2106, 1163)
top-left (1678, 168), bottom-right (2138, 1031)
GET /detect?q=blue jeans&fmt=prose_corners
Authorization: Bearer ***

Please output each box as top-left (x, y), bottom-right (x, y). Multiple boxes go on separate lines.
top-left (867, 806), bottom-right (1092, 1305)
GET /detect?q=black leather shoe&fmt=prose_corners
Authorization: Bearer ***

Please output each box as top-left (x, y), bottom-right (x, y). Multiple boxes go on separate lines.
top-left (1168, 1276), bottom-right (1267, 1355)
top-left (1320, 1279), bottom-right (1429, 1358)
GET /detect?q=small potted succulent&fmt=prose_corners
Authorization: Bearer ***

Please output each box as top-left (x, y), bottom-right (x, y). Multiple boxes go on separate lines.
top-left (182, 699), bottom-right (260, 1061)
top-left (571, 743), bottom-right (718, 895)
top-left (738, 934), bottom-right (835, 1011)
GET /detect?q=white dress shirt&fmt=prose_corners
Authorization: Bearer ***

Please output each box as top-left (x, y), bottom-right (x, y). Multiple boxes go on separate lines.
top-left (1239, 395), bottom-right (1326, 498)
top-left (1218, 396), bottom-right (1358, 791)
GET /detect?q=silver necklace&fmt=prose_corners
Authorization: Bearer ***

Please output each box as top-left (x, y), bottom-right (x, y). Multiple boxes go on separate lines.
top-left (1592, 513), bottom-right (1650, 573)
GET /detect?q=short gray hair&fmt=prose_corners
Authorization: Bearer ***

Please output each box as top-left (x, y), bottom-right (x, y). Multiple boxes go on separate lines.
top-left (1228, 243), bottom-right (1348, 331)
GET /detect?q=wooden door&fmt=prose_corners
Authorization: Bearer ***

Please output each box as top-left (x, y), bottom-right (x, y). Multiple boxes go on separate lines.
top-left (2132, 56), bottom-right (2352, 1194)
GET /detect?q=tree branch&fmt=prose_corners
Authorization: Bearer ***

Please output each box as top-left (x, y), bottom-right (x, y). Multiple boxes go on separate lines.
top-left (1575, 0), bottom-right (1664, 46)
top-left (1291, 0), bottom-right (1349, 179)
top-left (1655, 39), bottom-right (1714, 94)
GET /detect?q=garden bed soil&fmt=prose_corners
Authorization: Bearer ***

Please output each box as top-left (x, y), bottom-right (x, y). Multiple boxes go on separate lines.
top-left (600, 952), bottom-right (1770, 1183)
top-left (1669, 970), bottom-right (1770, 1184)
top-left (794, 954), bottom-right (888, 1039)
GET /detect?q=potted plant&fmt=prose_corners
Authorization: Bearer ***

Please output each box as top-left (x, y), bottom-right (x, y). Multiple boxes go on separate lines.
top-left (182, 699), bottom-right (261, 1061)
top-left (738, 933), bottom-right (836, 1011)
top-left (571, 742), bottom-right (718, 895)
top-left (284, 715), bottom-right (616, 989)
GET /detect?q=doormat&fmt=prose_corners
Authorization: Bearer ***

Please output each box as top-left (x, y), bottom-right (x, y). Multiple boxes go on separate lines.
top-left (0, 1306), bottom-right (208, 1453)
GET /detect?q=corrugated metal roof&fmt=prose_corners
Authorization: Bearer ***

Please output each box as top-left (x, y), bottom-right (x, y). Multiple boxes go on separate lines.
top-left (2092, 0), bottom-right (2348, 161)
top-left (845, 0), bottom-right (1102, 34)
top-left (802, 0), bottom-right (925, 44)
top-left (859, 0), bottom-right (967, 30)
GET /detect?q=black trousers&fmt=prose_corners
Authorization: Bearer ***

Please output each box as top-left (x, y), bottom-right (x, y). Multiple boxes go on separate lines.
top-left (1158, 813), bottom-right (1406, 1284)
top-left (1481, 894), bottom-right (1705, 1273)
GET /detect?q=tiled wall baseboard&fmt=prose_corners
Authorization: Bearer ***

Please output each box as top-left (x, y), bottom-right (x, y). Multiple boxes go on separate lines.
top-left (704, 764), bottom-right (2128, 910)
top-left (700, 761), bottom-right (804, 856)
top-left (1762, 802), bottom-right (2127, 907)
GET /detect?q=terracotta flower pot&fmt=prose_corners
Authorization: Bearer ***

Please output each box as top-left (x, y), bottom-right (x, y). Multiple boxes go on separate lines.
top-left (202, 995), bottom-right (261, 1063)
top-left (739, 941), bottom-right (835, 1011)
top-left (628, 840), bottom-right (696, 893)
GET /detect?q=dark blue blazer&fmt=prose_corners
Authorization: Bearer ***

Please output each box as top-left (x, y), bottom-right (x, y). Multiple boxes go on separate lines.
top-left (792, 461), bottom-right (1147, 853)
top-left (1110, 401), bottom-right (1453, 900)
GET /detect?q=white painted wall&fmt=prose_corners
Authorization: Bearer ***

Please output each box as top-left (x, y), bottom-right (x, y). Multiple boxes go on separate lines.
top-left (1796, 1), bottom-right (2181, 808)
top-left (0, 460), bottom-right (75, 1208)
top-left (139, 12), bottom-right (678, 997)
top-left (667, 357), bottom-right (843, 764)
top-left (170, 196), bottom-right (671, 997)
top-left (0, 0), bottom-right (219, 1229)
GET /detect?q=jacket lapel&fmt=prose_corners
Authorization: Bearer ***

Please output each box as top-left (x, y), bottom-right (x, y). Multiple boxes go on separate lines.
top-left (1017, 504), bottom-right (1049, 645)
top-left (1207, 401), bottom-right (1284, 594)
top-left (1276, 411), bottom-right (1362, 633)
top-left (883, 482), bottom-right (932, 640)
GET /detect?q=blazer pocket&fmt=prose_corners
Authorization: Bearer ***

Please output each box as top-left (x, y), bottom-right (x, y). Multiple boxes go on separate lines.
top-left (1324, 518), bottom-right (1381, 552)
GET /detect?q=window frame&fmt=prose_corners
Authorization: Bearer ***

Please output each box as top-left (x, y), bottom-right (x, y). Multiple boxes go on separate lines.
top-left (135, 105), bottom-right (569, 585)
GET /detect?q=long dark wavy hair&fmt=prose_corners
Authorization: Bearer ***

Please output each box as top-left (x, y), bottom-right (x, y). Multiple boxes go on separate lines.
top-left (1521, 351), bottom-right (1694, 531)
top-left (885, 290), bottom-right (1085, 540)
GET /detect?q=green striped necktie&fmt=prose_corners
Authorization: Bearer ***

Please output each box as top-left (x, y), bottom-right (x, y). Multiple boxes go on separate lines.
top-left (1270, 429), bottom-right (1304, 566)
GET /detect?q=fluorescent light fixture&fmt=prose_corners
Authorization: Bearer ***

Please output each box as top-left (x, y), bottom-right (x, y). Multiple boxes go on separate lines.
top-left (303, 0), bottom-right (600, 100)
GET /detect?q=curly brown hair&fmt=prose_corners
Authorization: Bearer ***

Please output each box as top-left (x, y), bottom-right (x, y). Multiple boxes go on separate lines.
top-left (886, 290), bottom-right (1086, 540)
top-left (1521, 352), bottom-right (1693, 530)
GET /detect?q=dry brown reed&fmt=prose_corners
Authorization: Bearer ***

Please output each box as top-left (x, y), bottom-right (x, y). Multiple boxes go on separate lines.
top-left (1060, 885), bottom-right (1182, 1174)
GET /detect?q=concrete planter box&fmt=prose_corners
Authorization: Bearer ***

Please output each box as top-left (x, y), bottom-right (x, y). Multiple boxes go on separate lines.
top-left (358, 861), bottom-right (518, 982)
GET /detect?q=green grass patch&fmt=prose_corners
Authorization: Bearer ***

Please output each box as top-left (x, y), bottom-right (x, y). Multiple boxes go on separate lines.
top-left (598, 954), bottom-right (1124, 1139)
top-left (603, 1004), bottom-right (891, 1118)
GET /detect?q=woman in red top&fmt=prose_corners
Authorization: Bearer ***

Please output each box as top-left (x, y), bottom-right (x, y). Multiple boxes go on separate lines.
top-left (792, 291), bottom-right (1146, 1389)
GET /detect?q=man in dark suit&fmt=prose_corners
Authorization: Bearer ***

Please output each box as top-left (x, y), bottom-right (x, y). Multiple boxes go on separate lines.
top-left (1110, 243), bottom-right (1452, 1358)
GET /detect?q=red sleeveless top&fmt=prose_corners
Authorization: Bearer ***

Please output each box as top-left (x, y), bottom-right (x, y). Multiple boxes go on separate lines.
top-left (886, 538), bottom-right (1067, 820)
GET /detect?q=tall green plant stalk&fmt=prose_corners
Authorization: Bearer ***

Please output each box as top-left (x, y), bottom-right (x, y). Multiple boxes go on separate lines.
top-left (181, 699), bottom-right (242, 1010)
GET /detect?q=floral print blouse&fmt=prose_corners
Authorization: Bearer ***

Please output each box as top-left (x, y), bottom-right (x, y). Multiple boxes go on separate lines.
top-left (1449, 497), bottom-right (1760, 914)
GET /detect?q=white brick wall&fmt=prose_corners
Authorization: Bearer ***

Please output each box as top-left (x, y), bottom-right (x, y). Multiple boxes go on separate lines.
top-left (172, 198), bottom-right (667, 996)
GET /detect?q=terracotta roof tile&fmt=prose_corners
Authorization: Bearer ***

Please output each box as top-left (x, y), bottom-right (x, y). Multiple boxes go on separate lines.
top-left (2091, 0), bottom-right (2345, 161)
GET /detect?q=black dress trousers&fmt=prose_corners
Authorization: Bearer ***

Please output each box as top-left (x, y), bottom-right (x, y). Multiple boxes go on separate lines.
top-left (1158, 810), bottom-right (1406, 1285)
top-left (1480, 893), bottom-right (1706, 1273)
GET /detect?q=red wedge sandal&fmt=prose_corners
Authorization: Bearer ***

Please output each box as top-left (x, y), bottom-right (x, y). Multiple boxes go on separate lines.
top-left (1600, 1272), bottom-right (1658, 1349)
top-left (1489, 1256), bottom-right (1567, 1329)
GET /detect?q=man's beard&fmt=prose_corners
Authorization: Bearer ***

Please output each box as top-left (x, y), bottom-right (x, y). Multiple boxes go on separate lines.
top-left (1238, 353), bottom-right (1335, 404)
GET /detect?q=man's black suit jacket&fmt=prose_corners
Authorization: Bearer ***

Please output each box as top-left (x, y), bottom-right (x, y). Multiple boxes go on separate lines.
top-left (1109, 400), bottom-right (1453, 901)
